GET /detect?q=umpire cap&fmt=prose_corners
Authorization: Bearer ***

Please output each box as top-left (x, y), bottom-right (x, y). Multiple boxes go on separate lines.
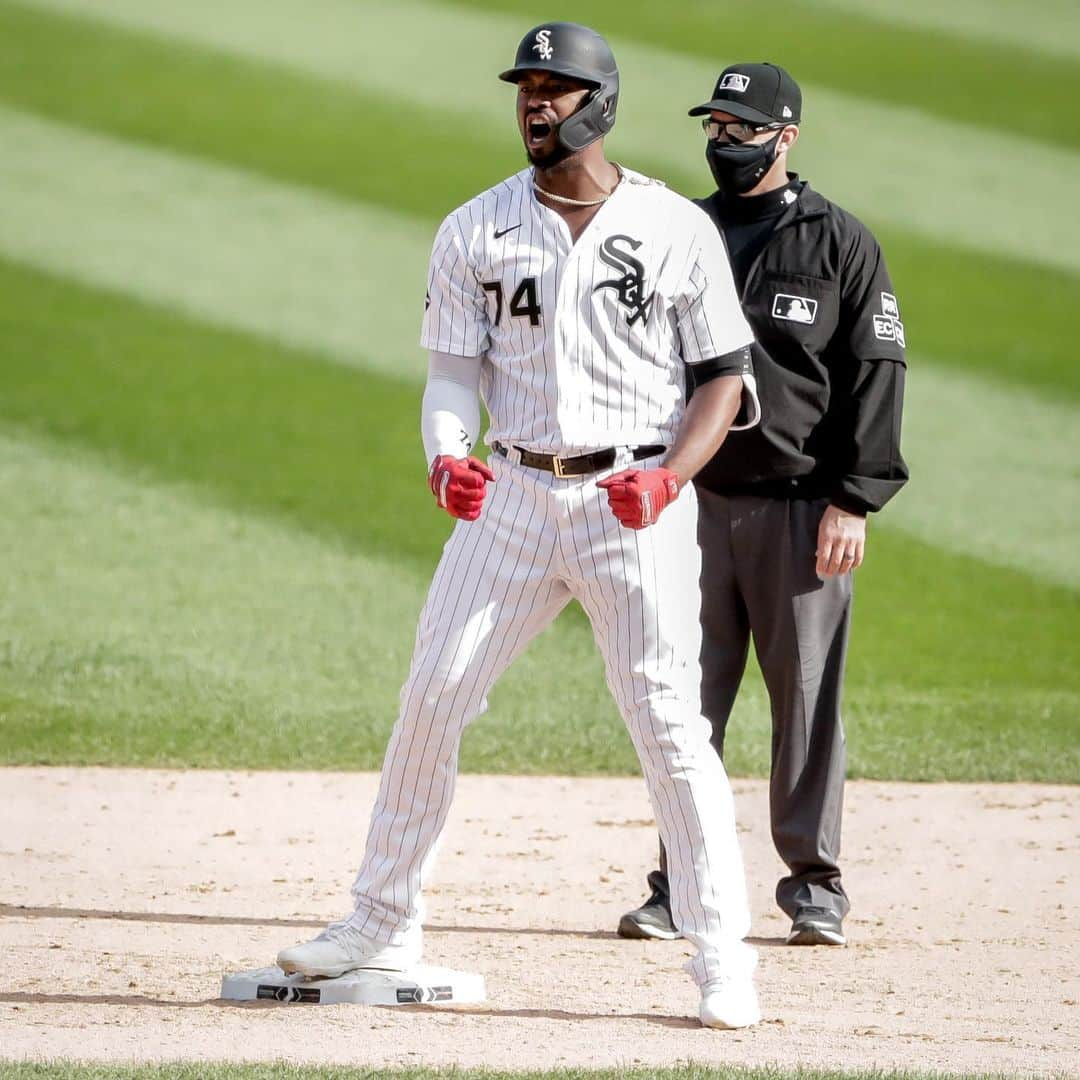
top-left (688, 62), bottom-right (801, 125)
top-left (499, 22), bottom-right (619, 151)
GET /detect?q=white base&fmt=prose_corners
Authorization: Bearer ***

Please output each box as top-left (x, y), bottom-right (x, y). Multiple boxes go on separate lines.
top-left (220, 965), bottom-right (485, 1006)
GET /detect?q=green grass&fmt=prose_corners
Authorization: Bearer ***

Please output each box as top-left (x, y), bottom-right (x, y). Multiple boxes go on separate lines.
top-left (0, 1065), bottom-right (1042, 1080)
top-left (0, 7), bottom-right (1074, 1079)
top-left (0, 258), bottom-right (1075, 781)
top-left (0, 0), bottom-right (1073, 401)
top-left (0, 259), bottom-right (435, 569)
top-left (449, 0), bottom-right (1080, 150)
top-left (879, 231), bottom-right (1078, 401)
top-left (0, 1), bottom-right (1075, 785)
top-left (0, 0), bottom-right (520, 219)
top-left (7, 0), bottom-right (1079, 275)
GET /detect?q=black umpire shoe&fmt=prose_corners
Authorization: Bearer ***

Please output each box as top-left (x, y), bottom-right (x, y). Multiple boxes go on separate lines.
top-left (786, 905), bottom-right (846, 946)
top-left (617, 871), bottom-right (681, 940)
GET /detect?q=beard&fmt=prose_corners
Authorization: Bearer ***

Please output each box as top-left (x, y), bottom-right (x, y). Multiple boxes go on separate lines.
top-left (525, 138), bottom-right (571, 171)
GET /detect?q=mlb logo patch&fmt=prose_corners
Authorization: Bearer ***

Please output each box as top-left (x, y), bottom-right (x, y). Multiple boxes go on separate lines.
top-left (881, 292), bottom-right (900, 319)
top-left (719, 73), bottom-right (750, 92)
top-left (772, 293), bottom-right (818, 324)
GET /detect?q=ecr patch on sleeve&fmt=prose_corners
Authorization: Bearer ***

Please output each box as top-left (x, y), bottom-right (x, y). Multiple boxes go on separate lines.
top-left (873, 313), bottom-right (905, 346)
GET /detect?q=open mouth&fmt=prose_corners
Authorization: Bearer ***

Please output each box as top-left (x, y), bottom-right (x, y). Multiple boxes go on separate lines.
top-left (526, 115), bottom-right (554, 148)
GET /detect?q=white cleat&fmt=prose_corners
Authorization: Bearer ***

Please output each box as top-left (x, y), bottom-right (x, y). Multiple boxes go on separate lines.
top-left (699, 975), bottom-right (762, 1029)
top-left (276, 920), bottom-right (421, 979)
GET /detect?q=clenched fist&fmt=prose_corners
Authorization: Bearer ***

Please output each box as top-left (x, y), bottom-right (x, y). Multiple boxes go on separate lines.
top-left (428, 455), bottom-right (495, 521)
top-left (597, 467), bottom-right (680, 530)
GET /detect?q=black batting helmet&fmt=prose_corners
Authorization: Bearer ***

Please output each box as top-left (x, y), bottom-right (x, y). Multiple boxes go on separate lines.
top-left (499, 22), bottom-right (619, 152)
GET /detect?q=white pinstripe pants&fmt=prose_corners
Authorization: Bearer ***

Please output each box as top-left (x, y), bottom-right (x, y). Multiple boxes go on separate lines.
top-left (350, 452), bottom-right (755, 984)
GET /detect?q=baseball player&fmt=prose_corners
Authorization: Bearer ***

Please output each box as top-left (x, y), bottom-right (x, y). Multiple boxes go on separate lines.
top-left (619, 63), bottom-right (909, 948)
top-left (276, 23), bottom-right (763, 1029)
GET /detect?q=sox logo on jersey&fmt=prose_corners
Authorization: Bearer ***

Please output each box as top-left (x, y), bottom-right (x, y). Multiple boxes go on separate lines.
top-left (595, 234), bottom-right (654, 326)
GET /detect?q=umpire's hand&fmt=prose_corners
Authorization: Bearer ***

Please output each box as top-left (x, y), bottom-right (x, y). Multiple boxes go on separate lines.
top-left (428, 455), bottom-right (495, 521)
top-left (816, 504), bottom-right (866, 576)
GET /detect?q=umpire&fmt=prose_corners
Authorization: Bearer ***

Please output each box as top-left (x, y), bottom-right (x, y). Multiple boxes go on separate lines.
top-left (620, 63), bottom-right (908, 946)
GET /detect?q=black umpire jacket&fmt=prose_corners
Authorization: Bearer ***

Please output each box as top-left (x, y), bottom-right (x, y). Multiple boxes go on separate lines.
top-left (693, 178), bottom-right (909, 515)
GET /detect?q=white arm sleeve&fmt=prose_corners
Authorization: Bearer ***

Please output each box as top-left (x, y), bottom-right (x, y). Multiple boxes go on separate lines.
top-left (421, 350), bottom-right (483, 466)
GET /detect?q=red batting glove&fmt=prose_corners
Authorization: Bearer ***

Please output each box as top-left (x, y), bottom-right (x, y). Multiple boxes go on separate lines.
top-left (428, 455), bottom-right (495, 521)
top-left (597, 468), bottom-right (681, 530)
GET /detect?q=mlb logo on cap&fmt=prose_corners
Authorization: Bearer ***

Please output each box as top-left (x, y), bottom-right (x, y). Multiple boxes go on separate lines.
top-left (719, 72), bottom-right (750, 92)
top-left (689, 62), bottom-right (802, 125)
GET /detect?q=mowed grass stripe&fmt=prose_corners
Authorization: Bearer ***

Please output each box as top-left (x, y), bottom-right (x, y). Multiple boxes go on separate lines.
top-left (1, 259), bottom-right (1075, 781)
top-left (873, 226), bottom-right (1076, 401)
top-left (0, 426), bottom-right (427, 762)
top-left (895, 361), bottom-right (1080, 588)
top-left (2, 107), bottom-right (1077, 585)
top-left (9, 0), bottom-right (1079, 273)
top-left (448, 0), bottom-right (1080, 147)
top-left (0, 0), bottom-right (519, 219)
top-left (0, 427), bottom-right (628, 775)
top-left (806, 0), bottom-right (1080, 61)
top-left (2, 422), bottom-right (1076, 783)
top-left (0, 253), bottom-right (439, 569)
top-left (18, 0), bottom-right (1077, 151)
top-left (1, 0), bottom-right (1075, 401)
top-left (0, 104), bottom-right (432, 381)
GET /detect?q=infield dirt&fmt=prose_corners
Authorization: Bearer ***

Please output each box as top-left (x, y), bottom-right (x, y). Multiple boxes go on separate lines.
top-left (2, 768), bottom-right (1076, 1074)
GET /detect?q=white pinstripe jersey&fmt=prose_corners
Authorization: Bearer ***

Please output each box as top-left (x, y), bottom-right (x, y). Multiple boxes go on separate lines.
top-left (420, 166), bottom-right (754, 454)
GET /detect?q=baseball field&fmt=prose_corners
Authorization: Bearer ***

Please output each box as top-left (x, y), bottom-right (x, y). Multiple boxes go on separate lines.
top-left (1, 0), bottom-right (1077, 1076)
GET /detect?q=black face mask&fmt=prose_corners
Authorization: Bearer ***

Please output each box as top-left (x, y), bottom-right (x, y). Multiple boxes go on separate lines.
top-left (706, 131), bottom-right (782, 196)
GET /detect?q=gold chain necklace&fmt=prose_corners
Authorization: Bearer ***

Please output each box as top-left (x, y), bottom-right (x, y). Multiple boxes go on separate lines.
top-left (532, 183), bottom-right (608, 207)
top-left (533, 166), bottom-right (621, 208)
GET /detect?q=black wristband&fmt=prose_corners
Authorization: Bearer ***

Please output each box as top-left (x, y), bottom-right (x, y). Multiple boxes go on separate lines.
top-left (689, 346), bottom-right (752, 387)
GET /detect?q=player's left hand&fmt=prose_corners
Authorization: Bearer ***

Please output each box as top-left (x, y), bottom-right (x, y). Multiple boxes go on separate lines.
top-left (597, 468), bottom-right (680, 530)
top-left (816, 504), bottom-right (867, 577)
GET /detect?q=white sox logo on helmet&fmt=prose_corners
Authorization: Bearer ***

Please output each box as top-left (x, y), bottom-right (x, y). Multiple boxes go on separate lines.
top-left (533, 29), bottom-right (553, 60)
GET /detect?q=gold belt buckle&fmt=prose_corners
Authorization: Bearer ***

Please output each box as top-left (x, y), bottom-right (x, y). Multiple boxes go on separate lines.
top-left (551, 454), bottom-right (569, 478)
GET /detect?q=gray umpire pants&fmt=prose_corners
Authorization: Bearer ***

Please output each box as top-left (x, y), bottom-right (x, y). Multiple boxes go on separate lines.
top-left (661, 488), bottom-right (852, 920)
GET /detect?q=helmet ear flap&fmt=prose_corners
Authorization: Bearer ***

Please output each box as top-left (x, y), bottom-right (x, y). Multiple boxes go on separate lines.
top-left (556, 85), bottom-right (619, 151)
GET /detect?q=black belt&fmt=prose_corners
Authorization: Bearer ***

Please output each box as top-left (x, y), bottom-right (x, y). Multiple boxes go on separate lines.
top-left (493, 442), bottom-right (666, 478)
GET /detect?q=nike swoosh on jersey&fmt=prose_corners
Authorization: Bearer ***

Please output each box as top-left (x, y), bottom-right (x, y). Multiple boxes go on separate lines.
top-left (494, 224), bottom-right (522, 239)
